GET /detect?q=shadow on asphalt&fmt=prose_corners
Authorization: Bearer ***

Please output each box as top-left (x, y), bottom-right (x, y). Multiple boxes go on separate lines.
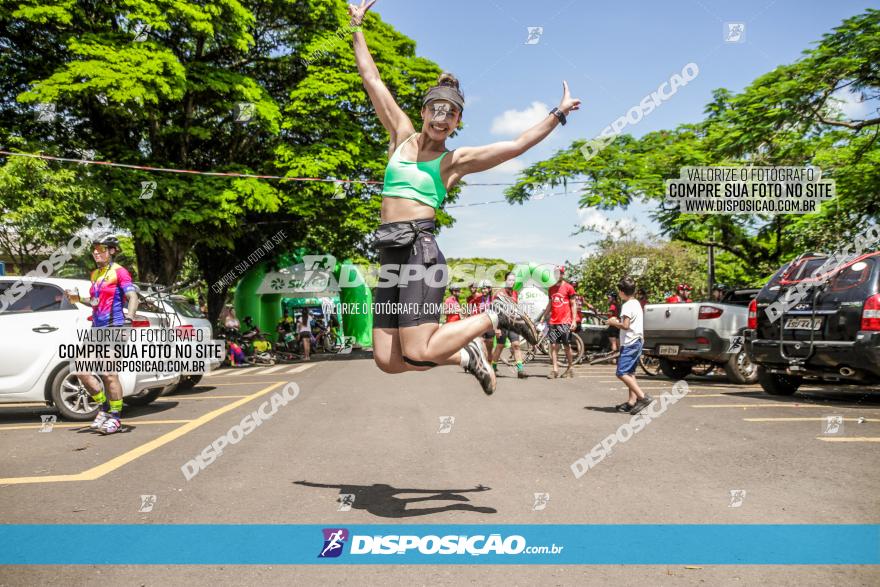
top-left (119, 401), bottom-right (178, 417)
top-left (296, 349), bottom-right (374, 363)
top-left (164, 384), bottom-right (219, 396)
top-left (725, 389), bottom-right (880, 407)
top-left (583, 406), bottom-right (625, 414)
top-left (293, 481), bottom-right (497, 518)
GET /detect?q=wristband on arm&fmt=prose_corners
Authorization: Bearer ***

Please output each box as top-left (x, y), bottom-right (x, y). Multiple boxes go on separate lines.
top-left (549, 107), bottom-right (566, 126)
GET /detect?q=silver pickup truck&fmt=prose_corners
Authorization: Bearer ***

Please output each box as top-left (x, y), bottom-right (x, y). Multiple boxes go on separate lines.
top-left (643, 289), bottom-right (760, 384)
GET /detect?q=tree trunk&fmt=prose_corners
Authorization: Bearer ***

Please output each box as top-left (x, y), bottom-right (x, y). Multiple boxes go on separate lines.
top-left (194, 243), bottom-right (236, 326)
top-left (134, 236), bottom-right (189, 285)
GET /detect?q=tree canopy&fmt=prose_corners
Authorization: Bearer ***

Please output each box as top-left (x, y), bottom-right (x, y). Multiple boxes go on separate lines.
top-left (1, 0), bottom-right (456, 320)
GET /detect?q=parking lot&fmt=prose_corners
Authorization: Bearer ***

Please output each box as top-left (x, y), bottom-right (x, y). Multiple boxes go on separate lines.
top-left (1, 355), bottom-right (878, 584)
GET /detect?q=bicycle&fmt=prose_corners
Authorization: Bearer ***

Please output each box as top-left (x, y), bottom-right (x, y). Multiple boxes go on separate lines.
top-left (638, 354), bottom-right (662, 376)
top-left (522, 322), bottom-right (585, 367)
top-left (324, 334), bottom-right (355, 355)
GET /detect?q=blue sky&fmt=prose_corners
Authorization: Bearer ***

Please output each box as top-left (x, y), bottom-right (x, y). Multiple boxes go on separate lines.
top-left (368, 0), bottom-right (878, 265)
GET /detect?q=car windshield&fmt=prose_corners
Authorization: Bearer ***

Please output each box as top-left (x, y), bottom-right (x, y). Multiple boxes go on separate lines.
top-left (827, 257), bottom-right (876, 293)
top-left (764, 254), bottom-right (878, 299)
top-left (168, 299), bottom-right (203, 318)
top-left (722, 290), bottom-right (758, 306)
top-left (773, 257), bottom-right (830, 285)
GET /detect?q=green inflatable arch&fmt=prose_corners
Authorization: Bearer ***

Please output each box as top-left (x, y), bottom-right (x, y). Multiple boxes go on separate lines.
top-left (233, 250), bottom-right (374, 348)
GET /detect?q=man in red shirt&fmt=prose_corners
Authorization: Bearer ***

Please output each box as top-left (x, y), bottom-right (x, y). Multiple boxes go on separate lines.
top-left (539, 266), bottom-right (578, 379)
top-left (476, 281), bottom-right (496, 359)
top-left (665, 283), bottom-right (693, 304)
top-left (465, 282), bottom-right (482, 317)
top-left (443, 285), bottom-right (463, 323)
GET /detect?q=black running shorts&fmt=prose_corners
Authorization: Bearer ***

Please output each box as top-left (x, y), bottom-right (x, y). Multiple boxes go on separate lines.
top-left (548, 323), bottom-right (571, 345)
top-left (372, 223), bottom-right (447, 329)
top-left (496, 329), bottom-right (521, 345)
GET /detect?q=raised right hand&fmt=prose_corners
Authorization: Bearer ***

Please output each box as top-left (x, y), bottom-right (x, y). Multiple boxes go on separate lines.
top-left (348, 0), bottom-right (377, 26)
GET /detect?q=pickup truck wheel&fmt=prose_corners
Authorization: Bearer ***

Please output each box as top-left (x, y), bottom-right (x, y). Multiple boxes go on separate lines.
top-left (757, 366), bottom-right (801, 395)
top-left (724, 350), bottom-right (759, 384)
top-left (659, 359), bottom-right (692, 380)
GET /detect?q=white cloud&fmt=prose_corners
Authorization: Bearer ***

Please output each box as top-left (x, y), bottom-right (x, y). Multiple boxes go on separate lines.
top-left (484, 157), bottom-right (526, 177)
top-left (577, 208), bottom-right (647, 240)
top-left (473, 233), bottom-right (581, 257)
top-left (831, 87), bottom-right (869, 119)
top-left (490, 101), bottom-right (550, 136)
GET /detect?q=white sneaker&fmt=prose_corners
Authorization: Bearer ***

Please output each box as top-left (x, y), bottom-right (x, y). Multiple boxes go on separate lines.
top-left (89, 411), bottom-right (109, 430)
top-left (464, 339), bottom-right (496, 395)
top-left (99, 415), bottom-right (122, 435)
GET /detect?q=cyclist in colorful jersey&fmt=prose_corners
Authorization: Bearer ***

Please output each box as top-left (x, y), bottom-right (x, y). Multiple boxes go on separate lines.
top-left (491, 272), bottom-right (528, 379)
top-left (351, 0), bottom-right (579, 395)
top-left (75, 235), bottom-right (138, 435)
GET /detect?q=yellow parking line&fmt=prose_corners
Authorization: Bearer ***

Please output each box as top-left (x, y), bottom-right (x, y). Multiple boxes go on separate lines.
top-left (156, 395), bottom-right (250, 401)
top-left (0, 419), bottom-right (193, 431)
top-left (817, 437), bottom-right (880, 442)
top-left (745, 417), bottom-right (878, 422)
top-left (678, 393), bottom-right (764, 398)
top-left (0, 402), bottom-right (49, 408)
top-left (692, 403), bottom-right (838, 409)
top-left (0, 381), bottom-right (286, 486)
top-left (207, 381), bottom-right (300, 386)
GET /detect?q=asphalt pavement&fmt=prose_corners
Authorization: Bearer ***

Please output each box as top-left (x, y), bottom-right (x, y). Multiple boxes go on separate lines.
top-left (1, 353), bottom-right (878, 586)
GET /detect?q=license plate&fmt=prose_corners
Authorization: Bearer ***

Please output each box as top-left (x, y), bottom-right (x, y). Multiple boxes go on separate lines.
top-left (784, 317), bottom-right (823, 330)
top-left (658, 344), bottom-right (679, 356)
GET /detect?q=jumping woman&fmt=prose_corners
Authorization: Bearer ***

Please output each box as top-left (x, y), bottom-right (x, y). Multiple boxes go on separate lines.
top-left (350, 0), bottom-right (581, 394)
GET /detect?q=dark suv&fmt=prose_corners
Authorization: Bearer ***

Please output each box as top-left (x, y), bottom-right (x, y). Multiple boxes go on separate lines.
top-left (745, 251), bottom-right (880, 395)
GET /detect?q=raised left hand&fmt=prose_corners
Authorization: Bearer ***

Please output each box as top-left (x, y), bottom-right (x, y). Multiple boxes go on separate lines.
top-left (559, 80), bottom-right (582, 115)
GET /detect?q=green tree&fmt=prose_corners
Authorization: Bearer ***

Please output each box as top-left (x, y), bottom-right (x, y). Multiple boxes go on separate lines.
top-left (1, 0), bottom-right (452, 322)
top-left (571, 238), bottom-right (707, 307)
top-left (0, 153), bottom-right (95, 272)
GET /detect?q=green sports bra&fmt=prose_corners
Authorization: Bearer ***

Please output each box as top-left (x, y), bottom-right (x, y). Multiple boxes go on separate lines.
top-left (381, 133), bottom-right (449, 209)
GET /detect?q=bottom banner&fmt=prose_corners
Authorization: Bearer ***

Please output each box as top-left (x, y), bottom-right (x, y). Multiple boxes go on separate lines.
top-left (1, 525), bottom-right (877, 564)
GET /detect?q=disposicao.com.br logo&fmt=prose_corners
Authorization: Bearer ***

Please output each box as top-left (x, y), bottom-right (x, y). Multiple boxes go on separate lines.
top-left (317, 528), bottom-right (563, 558)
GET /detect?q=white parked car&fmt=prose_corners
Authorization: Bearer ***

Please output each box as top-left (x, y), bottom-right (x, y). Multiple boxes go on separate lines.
top-left (0, 276), bottom-right (180, 420)
top-left (134, 285), bottom-right (218, 390)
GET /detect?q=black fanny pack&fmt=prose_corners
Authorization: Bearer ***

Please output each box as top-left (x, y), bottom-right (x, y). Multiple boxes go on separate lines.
top-left (372, 218), bottom-right (436, 250)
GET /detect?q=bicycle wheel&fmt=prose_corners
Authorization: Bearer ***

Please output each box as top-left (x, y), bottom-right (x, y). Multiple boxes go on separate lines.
top-left (537, 338), bottom-right (550, 356)
top-left (558, 335), bottom-right (585, 367)
top-left (587, 350), bottom-right (620, 365)
top-left (522, 339), bottom-right (538, 363)
top-left (639, 355), bottom-right (661, 376)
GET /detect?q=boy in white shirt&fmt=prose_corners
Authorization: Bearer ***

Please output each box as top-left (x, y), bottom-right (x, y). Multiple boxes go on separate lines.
top-left (605, 277), bottom-right (653, 414)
